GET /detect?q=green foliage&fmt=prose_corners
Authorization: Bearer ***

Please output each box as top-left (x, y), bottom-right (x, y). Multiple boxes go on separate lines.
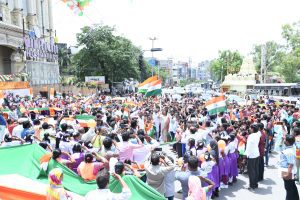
top-left (251, 41), bottom-right (284, 72)
top-left (279, 21), bottom-right (300, 82)
top-left (155, 68), bottom-right (169, 83)
top-left (58, 47), bottom-right (71, 74)
top-left (143, 62), bottom-right (168, 83)
top-left (209, 50), bottom-right (243, 82)
top-left (282, 22), bottom-right (300, 50)
top-left (73, 25), bottom-right (142, 84)
top-left (279, 49), bottom-right (300, 82)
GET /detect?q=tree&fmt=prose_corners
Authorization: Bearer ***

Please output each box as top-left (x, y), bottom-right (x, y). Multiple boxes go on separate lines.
top-left (142, 62), bottom-right (168, 83)
top-left (58, 47), bottom-right (71, 74)
top-left (282, 21), bottom-right (300, 51)
top-left (251, 41), bottom-right (284, 72)
top-left (279, 21), bottom-right (300, 82)
top-left (73, 25), bottom-right (142, 85)
top-left (155, 68), bottom-right (169, 83)
top-left (279, 50), bottom-right (300, 82)
top-left (209, 50), bottom-right (243, 82)
top-left (139, 54), bottom-right (149, 82)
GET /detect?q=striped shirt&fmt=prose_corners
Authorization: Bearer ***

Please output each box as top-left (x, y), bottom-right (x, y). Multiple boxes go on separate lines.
top-left (280, 145), bottom-right (296, 174)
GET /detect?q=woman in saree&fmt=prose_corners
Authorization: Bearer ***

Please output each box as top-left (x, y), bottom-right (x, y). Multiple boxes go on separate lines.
top-left (46, 168), bottom-right (72, 200)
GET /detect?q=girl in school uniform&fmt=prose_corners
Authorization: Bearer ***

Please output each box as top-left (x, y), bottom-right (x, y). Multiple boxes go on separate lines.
top-left (209, 140), bottom-right (220, 198)
top-left (201, 152), bottom-right (217, 200)
top-left (221, 136), bottom-right (230, 188)
top-left (227, 134), bottom-right (238, 184)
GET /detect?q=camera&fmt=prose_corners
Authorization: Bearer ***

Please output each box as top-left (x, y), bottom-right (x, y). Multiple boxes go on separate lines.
top-left (153, 147), bottom-right (163, 156)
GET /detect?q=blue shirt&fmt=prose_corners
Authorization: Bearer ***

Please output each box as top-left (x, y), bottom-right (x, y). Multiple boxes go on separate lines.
top-left (0, 115), bottom-right (6, 126)
top-left (280, 145), bottom-right (296, 169)
top-left (287, 116), bottom-right (293, 125)
top-left (175, 169), bottom-right (202, 199)
top-left (20, 128), bottom-right (35, 139)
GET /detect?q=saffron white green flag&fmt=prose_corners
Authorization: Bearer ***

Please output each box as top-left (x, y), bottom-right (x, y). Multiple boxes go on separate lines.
top-left (145, 80), bottom-right (162, 97)
top-left (205, 95), bottom-right (227, 115)
top-left (138, 76), bottom-right (158, 94)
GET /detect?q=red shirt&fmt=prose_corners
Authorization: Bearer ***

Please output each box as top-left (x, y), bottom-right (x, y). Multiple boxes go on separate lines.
top-left (258, 130), bottom-right (266, 156)
top-left (8, 124), bottom-right (17, 135)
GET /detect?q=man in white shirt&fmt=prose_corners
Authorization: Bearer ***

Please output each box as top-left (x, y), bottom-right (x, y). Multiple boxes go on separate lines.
top-left (181, 127), bottom-right (203, 148)
top-left (85, 168), bottom-right (131, 200)
top-left (12, 118), bottom-right (27, 139)
top-left (81, 127), bottom-right (96, 142)
top-left (137, 112), bottom-right (145, 131)
top-left (280, 107), bottom-right (288, 121)
top-left (153, 109), bottom-right (161, 141)
top-left (244, 124), bottom-right (261, 190)
top-left (8, 105), bottom-right (18, 121)
top-left (168, 113), bottom-right (178, 141)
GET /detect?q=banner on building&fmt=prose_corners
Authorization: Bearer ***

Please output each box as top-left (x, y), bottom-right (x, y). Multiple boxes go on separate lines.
top-left (0, 88), bottom-right (32, 105)
top-left (0, 73), bottom-right (28, 82)
top-left (3, 88), bottom-right (32, 97)
top-left (0, 82), bottom-right (30, 90)
top-left (85, 76), bottom-right (105, 84)
top-left (24, 36), bottom-right (58, 62)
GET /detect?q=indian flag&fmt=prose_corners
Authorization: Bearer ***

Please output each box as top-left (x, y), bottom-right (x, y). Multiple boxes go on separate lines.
top-left (205, 95), bottom-right (227, 115)
top-left (145, 80), bottom-right (162, 97)
top-left (75, 115), bottom-right (97, 128)
top-left (138, 75), bottom-right (158, 93)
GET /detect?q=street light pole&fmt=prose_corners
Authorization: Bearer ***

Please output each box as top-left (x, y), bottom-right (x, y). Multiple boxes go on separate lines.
top-left (149, 37), bottom-right (157, 76)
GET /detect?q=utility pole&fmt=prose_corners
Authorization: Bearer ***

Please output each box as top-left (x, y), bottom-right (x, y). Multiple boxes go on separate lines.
top-left (261, 44), bottom-right (267, 83)
top-left (149, 37), bottom-right (157, 76)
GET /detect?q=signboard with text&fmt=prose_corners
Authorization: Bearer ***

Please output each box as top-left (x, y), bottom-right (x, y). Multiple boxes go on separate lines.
top-left (24, 37), bottom-right (58, 62)
top-left (85, 76), bottom-right (105, 84)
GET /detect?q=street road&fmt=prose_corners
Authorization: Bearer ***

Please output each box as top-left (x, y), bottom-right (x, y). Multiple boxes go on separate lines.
top-left (161, 144), bottom-right (300, 200)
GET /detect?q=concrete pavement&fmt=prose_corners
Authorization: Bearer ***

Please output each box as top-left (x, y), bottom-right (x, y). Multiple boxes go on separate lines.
top-left (161, 144), bottom-right (300, 200)
top-left (217, 152), bottom-right (286, 200)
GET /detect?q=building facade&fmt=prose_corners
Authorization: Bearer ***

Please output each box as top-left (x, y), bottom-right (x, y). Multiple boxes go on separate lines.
top-left (0, 0), bottom-right (59, 85)
top-left (197, 60), bottom-right (211, 80)
top-left (158, 59), bottom-right (173, 85)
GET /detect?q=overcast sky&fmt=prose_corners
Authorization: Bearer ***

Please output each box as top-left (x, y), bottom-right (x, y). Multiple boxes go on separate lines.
top-left (53, 0), bottom-right (300, 63)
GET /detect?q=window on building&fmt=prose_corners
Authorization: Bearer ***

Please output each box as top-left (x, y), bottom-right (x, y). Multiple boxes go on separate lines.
top-left (291, 87), bottom-right (300, 96)
top-left (283, 88), bottom-right (289, 96)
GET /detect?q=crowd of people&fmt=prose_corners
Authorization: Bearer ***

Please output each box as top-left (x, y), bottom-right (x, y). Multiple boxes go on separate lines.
top-left (0, 92), bottom-right (300, 200)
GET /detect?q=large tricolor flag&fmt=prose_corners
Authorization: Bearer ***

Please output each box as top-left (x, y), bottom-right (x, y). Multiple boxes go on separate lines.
top-left (205, 95), bottom-right (227, 115)
top-left (138, 76), bottom-right (158, 93)
top-left (145, 80), bottom-right (162, 97)
top-left (75, 115), bottom-right (97, 128)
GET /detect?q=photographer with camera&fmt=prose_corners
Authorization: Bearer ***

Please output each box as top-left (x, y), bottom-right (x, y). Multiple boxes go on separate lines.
top-left (144, 151), bottom-right (175, 196)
